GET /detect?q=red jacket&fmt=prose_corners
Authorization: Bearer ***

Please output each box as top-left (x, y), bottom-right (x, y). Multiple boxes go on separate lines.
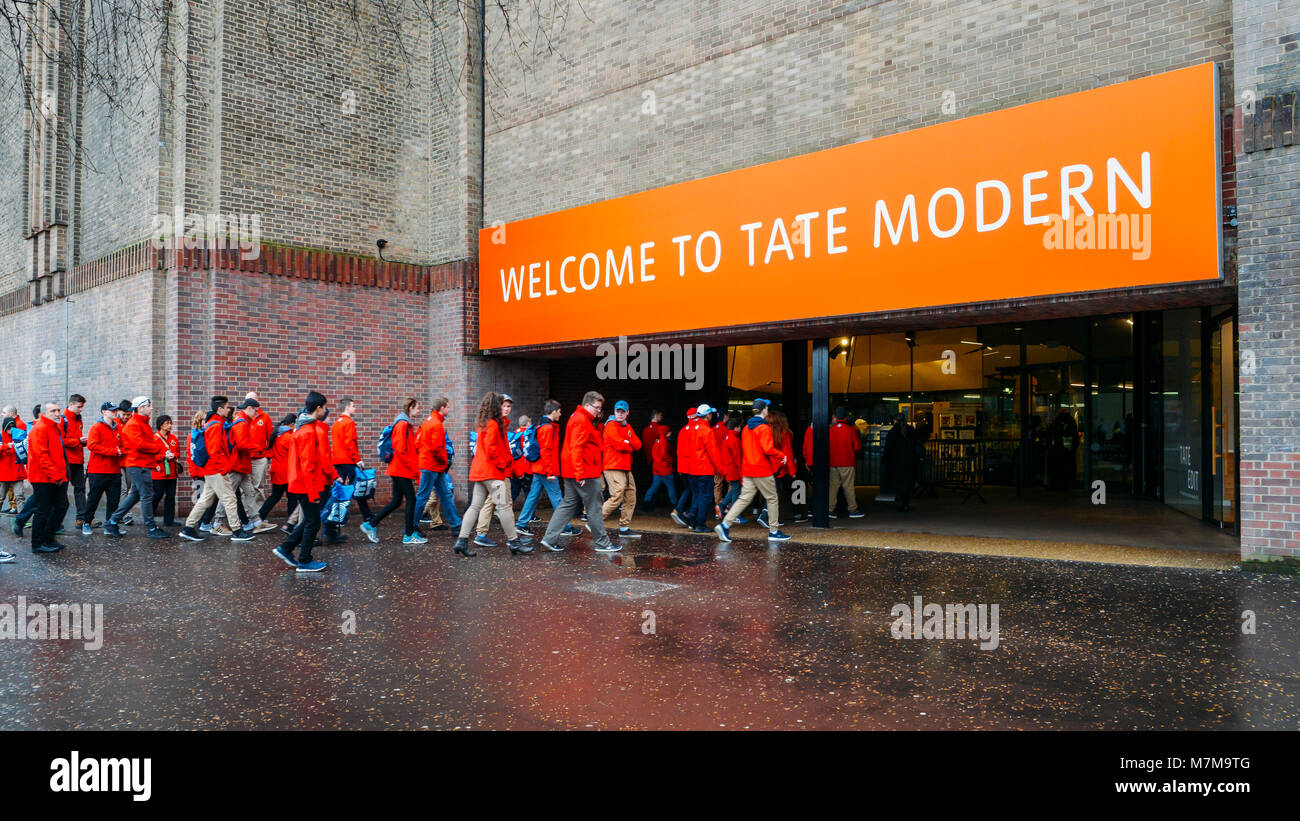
top-left (561, 406), bottom-right (602, 481)
top-left (829, 420), bottom-right (861, 467)
top-left (193, 414), bottom-right (232, 477)
top-left (529, 419), bottom-right (558, 476)
top-left (601, 419), bottom-right (641, 471)
top-left (641, 424), bottom-right (660, 463)
top-left (511, 426), bottom-right (531, 478)
top-left (776, 435), bottom-right (796, 478)
top-left (719, 427), bottom-right (742, 481)
top-left (332, 414), bottom-right (362, 466)
top-left (151, 433), bottom-right (181, 480)
top-left (0, 425), bottom-right (24, 482)
top-left (740, 418), bottom-right (785, 478)
top-left (679, 418), bottom-right (722, 476)
top-left (288, 419), bottom-right (338, 497)
top-left (249, 410), bottom-right (274, 458)
top-left (228, 415), bottom-right (257, 474)
top-left (385, 417), bottom-right (419, 480)
top-left (62, 409), bottom-right (84, 466)
top-left (416, 411), bottom-right (450, 472)
top-left (85, 420), bottom-right (124, 475)
top-left (469, 421), bottom-right (512, 481)
top-left (27, 415), bottom-right (68, 484)
top-left (120, 413), bottom-right (166, 469)
top-left (802, 424), bottom-right (814, 468)
top-left (268, 425), bottom-right (293, 485)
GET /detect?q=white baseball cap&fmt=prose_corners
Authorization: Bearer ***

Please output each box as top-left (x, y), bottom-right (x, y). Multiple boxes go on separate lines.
top-left (132, 396), bottom-right (151, 409)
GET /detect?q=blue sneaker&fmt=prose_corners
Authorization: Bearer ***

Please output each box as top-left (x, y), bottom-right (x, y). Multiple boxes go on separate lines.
top-left (360, 521), bottom-right (379, 544)
top-left (757, 514), bottom-right (769, 530)
top-left (540, 538), bottom-right (564, 552)
top-left (734, 517), bottom-right (748, 524)
top-left (199, 522), bottom-right (214, 533)
top-left (403, 533), bottom-right (429, 545)
top-left (767, 530), bottom-right (791, 542)
top-left (0, 550), bottom-right (14, 563)
top-left (81, 523), bottom-right (93, 536)
top-left (272, 545), bottom-right (298, 567)
top-left (669, 511), bottom-right (688, 527)
top-left (594, 541), bottom-right (622, 552)
top-left (560, 524), bottom-right (581, 537)
top-left (295, 560), bottom-right (327, 572)
top-left (714, 523), bottom-right (732, 542)
top-left (473, 534), bottom-right (496, 548)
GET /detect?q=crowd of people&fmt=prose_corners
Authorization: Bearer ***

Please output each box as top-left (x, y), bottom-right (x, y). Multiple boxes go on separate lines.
top-left (0, 387), bottom-right (920, 571)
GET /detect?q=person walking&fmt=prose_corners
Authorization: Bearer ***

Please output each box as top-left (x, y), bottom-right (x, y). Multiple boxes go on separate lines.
top-left (361, 398), bottom-right (422, 545)
top-left (517, 400), bottom-right (571, 533)
top-left (828, 406), bottom-right (864, 518)
top-left (412, 396), bottom-right (462, 533)
top-left (718, 414), bottom-right (743, 519)
top-left (271, 391), bottom-right (337, 572)
top-left (673, 404), bottom-right (723, 534)
top-left (178, 397), bottom-right (254, 542)
top-left (151, 414), bottom-right (181, 528)
top-left (27, 402), bottom-right (70, 554)
top-left (538, 391), bottom-right (617, 553)
top-left (714, 398), bottom-right (792, 543)
top-left (107, 397), bottom-right (170, 539)
top-left (242, 391), bottom-right (274, 516)
top-left (258, 413), bottom-right (298, 525)
top-left (10, 404), bottom-right (43, 536)
top-left (81, 402), bottom-right (125, 537)
top-left (331, 397), bottom-right (375, 527)
top-left (670, 408), bottom-right (697, 527)
top-left (453, 392), bottom-right (534, 557)
top-left (600, 400), bottom-right (641, 538)
top-left (0, 406), bottom-right (26, 561)
top-left (63, 394), bottom-right (89, 529)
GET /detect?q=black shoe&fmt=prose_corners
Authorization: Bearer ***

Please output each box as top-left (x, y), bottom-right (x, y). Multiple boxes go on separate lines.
top-left (691, 525), bottom-right (711, 534)
top-left (147, 527), bottom-right (170, 539)
top-left (104, 523), bottom-right (125, 538)
top-left (230, 528), bottom-right (256, 542)
top-left (163, 520), bottom-right (179, 528)
top-left (325, 535), bottom-right (348, 545)
top-left (453, 538), bottom-right (476, 557)
top-left (178, 526), bottom-right (205, 542)
top-left (32, 544), bottom-right (62, 554)
top-left (432, 524), bottom-right (449, 531)
top-left (507, 536), bottom-right (534, 554)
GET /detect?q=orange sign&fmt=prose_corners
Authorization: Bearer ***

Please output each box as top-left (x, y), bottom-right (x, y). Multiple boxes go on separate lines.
top-left (479, 62), bottom-right (1220, 350)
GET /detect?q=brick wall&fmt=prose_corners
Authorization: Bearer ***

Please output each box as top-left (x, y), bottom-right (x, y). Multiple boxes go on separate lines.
top-left (1234, 0), bottom-right (1300, 559)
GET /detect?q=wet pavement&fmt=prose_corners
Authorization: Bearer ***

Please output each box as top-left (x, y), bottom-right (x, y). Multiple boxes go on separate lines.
top-left (0, 514), bottom-right (1296, 730)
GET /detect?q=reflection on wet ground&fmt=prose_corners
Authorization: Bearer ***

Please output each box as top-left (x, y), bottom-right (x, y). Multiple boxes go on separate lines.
top-left (0, 518), bottom-right (1295, 729)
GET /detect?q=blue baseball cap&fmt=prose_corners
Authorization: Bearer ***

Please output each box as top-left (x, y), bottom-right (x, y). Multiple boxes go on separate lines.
top-left (614, 400), bottom-right (629, 412)
top-left (752, 398), bottom-right (771, 411)
top-left (100, 401), bottom-right (117, 412)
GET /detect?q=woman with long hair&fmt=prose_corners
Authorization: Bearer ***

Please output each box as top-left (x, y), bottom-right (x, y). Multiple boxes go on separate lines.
top-left (362, 398), bottom-right (423, 544)
top-left (454, 392), bottom-right (532, 557)
top-left (765, 409), bottom-right (795, 529)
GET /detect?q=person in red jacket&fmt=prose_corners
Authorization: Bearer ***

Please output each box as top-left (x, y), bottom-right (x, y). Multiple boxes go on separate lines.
top-left (80, 402), bottom-right (125, 537)
top-left (711, 411), bottom-right (732, 512)
top-left (1, 406), bottom-right (26, 521)
top-left (717, 415), bottom-right (744, 518)
top-left (62, 394), bottom-right (89, 528)
top-left (716, 398), bottom-right (791, 543)
top-left (671, 408), bottom-right (697, 526)
top-left (257, 413), bottom-right (298, 526)
top-left (538, 391), bottom-right (616, 553)
top-left (828, 405), bottom-right (864, 518)
top-left (453, 392), bottom-right (533, 557)
top-left (672, 404), bottom-right (724, 533)
top-left (412, 396), bottom-right (461, 531)
top-left (149, 414), bottom-right (182, 528)
top-left (222, 398), bottom-right (276, 534)
top-left (28, 402), bottom-right (70, 553)
top-left (179, 396), bottom-right (253, 542)
top-left (361, 398), bottom-right (422, 544)
top-left (272, 391), bottom-right (338, 572)
top-left (242, 390), bottom-right (274, 518)
top-left (106, 397), bottom-right (170, 538)
top-left (599, 400), bottom-right (642, 537)
top-left (330, 397), bottom-right (374, 526)
top-left (517, 399), bottom-right (566, 530)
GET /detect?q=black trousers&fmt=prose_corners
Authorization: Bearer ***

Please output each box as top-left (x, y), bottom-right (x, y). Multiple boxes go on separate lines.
top-left (371, 476), bottom-right (416, 537)
top-left (258, 483), bottom-right (290, 521)
top-left (68, 464), bottom-right (87, 520)
top-left (82, 472), bottom-right (122, 524)
top-left (31, 481), bottom-right (69, 549)
top-left (151, 477), bottom-right (177, 524)
top-left (280, 486), bottom-right (328, 563)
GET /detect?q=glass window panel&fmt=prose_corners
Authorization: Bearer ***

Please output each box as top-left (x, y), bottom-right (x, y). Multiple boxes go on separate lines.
top-left (1162, 308), bottom-right (1203, 519)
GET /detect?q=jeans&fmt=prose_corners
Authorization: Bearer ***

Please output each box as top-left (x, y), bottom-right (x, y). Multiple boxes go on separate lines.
top-left (517, 474), bottom-right (561, 525)
top-left (31, 481), bottom-right (69, 548)
top-left (111, 466), bottom-right (156, 529)
top-left (414, 469), bottom-right (460, 528)
top-left (542, 477), bottom-right (611, 549)
top-left (372, 476), bottom-right (417, 537)
top-left (82, 472), bottom-right (122, 524)
top-left (643, 473), bottom-right (678, 508)
top-left (680, 474), bottom-right (713, 526)
top-left (720, 478), bottom-right (742, 512)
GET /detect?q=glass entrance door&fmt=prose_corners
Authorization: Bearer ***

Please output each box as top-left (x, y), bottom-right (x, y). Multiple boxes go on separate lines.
top-left (1209, 314), bottom-right (1237, 527)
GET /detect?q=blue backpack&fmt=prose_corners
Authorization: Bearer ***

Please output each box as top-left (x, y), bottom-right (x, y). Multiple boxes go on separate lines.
top-left (523, 423), bottom-right (542, 463)
top-left (10, 427), bottom-right (28, 465)
top-left (190, 420), bottom-right (223, 468)
top-left (507, 427), bottom-right (525, 460)
top-left (377, 424), bottom-right (396, 462)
